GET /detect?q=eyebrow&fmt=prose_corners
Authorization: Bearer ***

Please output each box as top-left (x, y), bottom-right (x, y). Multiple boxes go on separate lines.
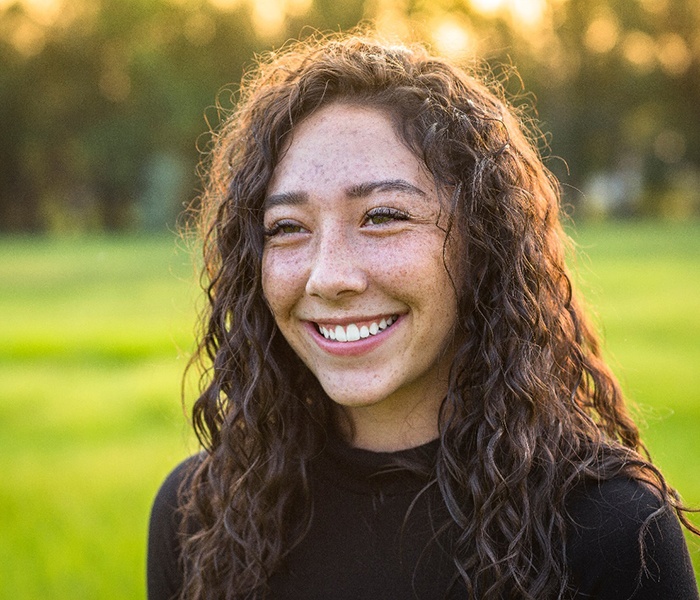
top-left (264, 179), bottom-right (426, 210)
top-left (346, 179), bottom-right (427, 199)
top-left (263, 190), bottom-right (307, 210)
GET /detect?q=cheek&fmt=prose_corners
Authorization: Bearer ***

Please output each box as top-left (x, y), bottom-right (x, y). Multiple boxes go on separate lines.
top-left (389, 235), bottom-right (453, 286)
top-left (399, 244), bottom-right (460, 318)
top-left (261, 252), bottom-right (304, 316)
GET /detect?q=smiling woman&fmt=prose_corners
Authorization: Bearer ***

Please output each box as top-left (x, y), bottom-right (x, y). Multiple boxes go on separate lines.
top-left (261, 104), bottom-right (459, 450)
top-left (147, 32), bottom-right (699, 600)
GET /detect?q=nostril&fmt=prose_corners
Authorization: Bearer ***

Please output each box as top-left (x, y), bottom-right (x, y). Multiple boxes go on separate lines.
top-left (305, 262), bottom-right (368, 299)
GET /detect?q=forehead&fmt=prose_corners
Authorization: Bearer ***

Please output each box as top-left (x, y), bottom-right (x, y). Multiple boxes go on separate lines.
top-left (267, 103), bottom-right (431, 197)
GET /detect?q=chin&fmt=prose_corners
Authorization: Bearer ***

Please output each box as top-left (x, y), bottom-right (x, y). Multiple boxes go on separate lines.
top-left (322, 388), bottom-right (388, 408)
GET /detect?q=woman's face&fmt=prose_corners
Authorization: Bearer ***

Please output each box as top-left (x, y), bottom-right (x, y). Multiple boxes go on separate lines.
top-left (261, 103), bottom-right (459, 444)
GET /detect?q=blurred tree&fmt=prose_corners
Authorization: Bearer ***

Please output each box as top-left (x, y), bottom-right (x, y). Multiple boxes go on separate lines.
top-left (0, 0), bottom-right (698, 231)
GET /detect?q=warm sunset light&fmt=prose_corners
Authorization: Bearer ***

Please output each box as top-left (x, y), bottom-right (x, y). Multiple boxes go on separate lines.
top-left (207, 0), bottom-right (313, 36)
top-left (432, 17), bottom-right (473, 58)
top-left (658, 33), bottom-right (692, 76)
top-left (468, 0), bottom-right (546, 29)
top-left (622, 30), bottom-right (656, 72)
top-left (286, 0), bottom-right (313, 17)
top-left (584, 13), bottom-right (620, 54)
top-left (469, 0), bottom-right (505, 16)
top-left (5, 0), bottom-right (63, 24)
top-left (8, 19), bottom-right (45, 56)
top-left (375, 10), bottom-right (410, 40)
top-left (2, 1), bottom-right (700, 596)
top-left (208, 0), bottom-right (244, 11)
top-left (510, 0), bottom-right (546, 28)
top-left (250, 0), bottom-right (285, 37)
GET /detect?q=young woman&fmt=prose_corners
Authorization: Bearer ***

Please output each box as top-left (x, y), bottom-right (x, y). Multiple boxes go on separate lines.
top-left (148, 33), bottom-right (699, 599)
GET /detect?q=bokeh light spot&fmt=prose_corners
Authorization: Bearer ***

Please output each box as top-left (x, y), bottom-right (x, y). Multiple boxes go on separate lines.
top-left (584, 15), bottom-right (619, 54)
top-left (251, 0), bottom-right (285, 38)
top-left (10, 19), bottom-right (46, 56)
top-left (21, 0), bottom-right (63, 26)
top-left (623, 30), bottom-right (656, 72)
top-left (469, 0), bottom-right (504, 16)
top-left (432, 17), bottom-right (472, 59)
top-left (658, 33), bottom-right (692, 76)
top-left (511, 0), bottom-right (546, 29)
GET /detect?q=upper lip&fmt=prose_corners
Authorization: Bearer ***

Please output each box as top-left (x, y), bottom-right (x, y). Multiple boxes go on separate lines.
top-left (304, 313), bottom-right (401, 326)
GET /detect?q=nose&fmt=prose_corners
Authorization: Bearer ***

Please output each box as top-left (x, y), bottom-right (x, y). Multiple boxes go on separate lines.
top-left (305, 230), bottom-right (368, 300)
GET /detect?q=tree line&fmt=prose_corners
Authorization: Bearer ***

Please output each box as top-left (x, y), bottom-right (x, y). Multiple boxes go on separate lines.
top-left (0, 0), bottom-right (698, 232)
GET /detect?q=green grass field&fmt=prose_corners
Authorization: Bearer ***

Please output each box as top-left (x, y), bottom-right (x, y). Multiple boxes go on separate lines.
top-left (1, 222), bottom-right (698, 598)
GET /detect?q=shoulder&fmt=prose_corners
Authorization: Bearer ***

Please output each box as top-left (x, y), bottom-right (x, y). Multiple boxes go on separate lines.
top-left (565, 477), bottom-right (699, 600)
top-left (147, 454), bottom-right (204, 600)
top-left (566, 477), bottom-right (663, 535)
top-left (149, 453), bottom-right (206, 542)
top-left (151, 454), bottom-right (202, 517)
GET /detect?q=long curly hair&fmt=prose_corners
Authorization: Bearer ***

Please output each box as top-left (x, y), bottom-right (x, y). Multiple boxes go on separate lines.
top-left (180, 32), bottom-right (695, 599)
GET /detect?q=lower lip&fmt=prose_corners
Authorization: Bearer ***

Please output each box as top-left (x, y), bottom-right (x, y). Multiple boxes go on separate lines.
top-left (305, 317), bottom-right (402, 357)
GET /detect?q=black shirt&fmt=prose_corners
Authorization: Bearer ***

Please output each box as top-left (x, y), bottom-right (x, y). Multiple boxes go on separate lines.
top-left (148, 440), bottom-right (699, 599)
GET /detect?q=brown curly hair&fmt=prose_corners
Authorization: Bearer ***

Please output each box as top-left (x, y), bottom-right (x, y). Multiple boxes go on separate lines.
top-left (180, 31), bottom-right (695, 599)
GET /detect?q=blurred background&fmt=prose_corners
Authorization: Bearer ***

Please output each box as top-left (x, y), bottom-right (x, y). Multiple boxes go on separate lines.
top-left (0, 0), bottom-right (698, 597)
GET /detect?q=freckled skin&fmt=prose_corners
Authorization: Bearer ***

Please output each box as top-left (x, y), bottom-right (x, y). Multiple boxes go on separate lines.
top-left (261, 104), bottom-right (459, 451)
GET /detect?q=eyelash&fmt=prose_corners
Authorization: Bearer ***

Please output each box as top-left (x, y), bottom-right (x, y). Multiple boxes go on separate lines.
top-left (364, 207), bottom-right (410, 226)
top-left (263, 207), bottom-right (410, 237)
top-left (263, 219), bottom-right (305, 237)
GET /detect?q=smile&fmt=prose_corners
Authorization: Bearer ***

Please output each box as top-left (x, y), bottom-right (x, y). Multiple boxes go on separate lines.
top-left (316, 315), bottom-right (398, 342)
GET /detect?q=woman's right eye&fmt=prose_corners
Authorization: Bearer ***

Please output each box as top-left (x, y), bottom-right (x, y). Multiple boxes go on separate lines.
top-left (363, 207), bottom-right (410, 227)
top-left (263, 220), bottom-right (306, 237)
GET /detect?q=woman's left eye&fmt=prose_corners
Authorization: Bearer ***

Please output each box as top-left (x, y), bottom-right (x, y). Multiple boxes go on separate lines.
top-left (364, 207), bottom-right (409, 226)
top-left (263, 220), bottom-right (306, 237)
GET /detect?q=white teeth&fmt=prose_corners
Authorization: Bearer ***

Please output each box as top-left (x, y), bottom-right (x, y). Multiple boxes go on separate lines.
top-left (317, 316), bottom-right (398, 342)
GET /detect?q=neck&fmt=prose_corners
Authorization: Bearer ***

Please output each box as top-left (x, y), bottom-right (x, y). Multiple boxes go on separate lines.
top-left (336, 392), bottom-right (443, 452)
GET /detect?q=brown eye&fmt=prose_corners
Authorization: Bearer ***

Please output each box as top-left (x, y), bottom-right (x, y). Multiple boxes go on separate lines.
top-left (367, 214), bottom-right (392, 225)
top-left (364, 207), bottom-right (409, 226)
top-left (279, 223), bottom-right (304, 234)
top-left (264, 220), bottom-right (306, 237)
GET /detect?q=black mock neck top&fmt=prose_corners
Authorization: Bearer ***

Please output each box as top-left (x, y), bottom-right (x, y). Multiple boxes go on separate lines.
top-left (148, 438), bottom-right (699, 599)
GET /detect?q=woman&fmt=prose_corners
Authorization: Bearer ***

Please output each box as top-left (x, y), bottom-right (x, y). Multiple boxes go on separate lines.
top-left (148, 33), bottom-right (699, 599)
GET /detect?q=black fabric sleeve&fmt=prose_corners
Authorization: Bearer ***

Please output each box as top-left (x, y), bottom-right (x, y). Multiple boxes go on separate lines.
top-left (566, 478), bottom-right (699, 600)
top-left (147, 457), bottom-right (198, 600)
